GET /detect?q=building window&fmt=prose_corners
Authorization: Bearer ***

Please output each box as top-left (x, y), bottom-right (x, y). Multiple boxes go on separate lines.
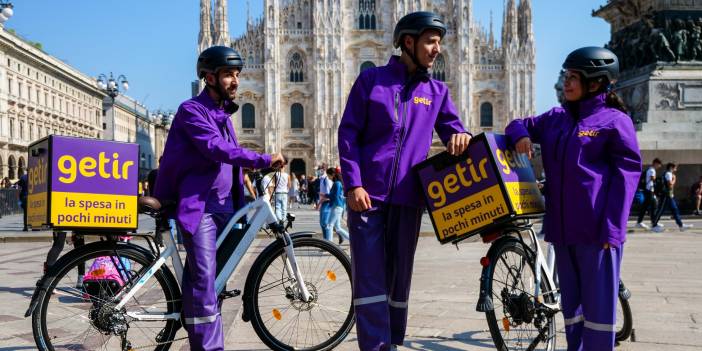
top-left (9, 119), bottom-right (14, 138)
top-left (480, 102), bottom-right (493, 127)
top-left (432, 54), bottom-right (446, 81)
top-left (242, 103), bottom-right (255, 129)
top-left (289, 52), bottom-right (304, 82)
top-left (291, 103), bottom-right (304, 129)
top-left (7, 78), bottom-right (12, 95)
top-left (18, 82), bottom-right (22, 98)
top-left (358, 0), bottom-right (376, 30)
top-left (360, 61), bottom-right (375, 73)
top-left (20, 122), bottom-right (24, 140)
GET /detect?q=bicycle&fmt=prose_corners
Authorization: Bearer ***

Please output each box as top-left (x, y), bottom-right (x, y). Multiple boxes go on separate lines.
top-left (475, 219), bottom-right (633, 350)
top-left (27, 168), bottom-right (355, 351)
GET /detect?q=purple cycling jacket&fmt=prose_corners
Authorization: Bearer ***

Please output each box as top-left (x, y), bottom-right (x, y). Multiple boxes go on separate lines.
top-left (154, 90), bottom-right (271, 234)
top-left (338, 56), bottom-right (467, 208)
top-left (505, 93), bottom-right (642, 247)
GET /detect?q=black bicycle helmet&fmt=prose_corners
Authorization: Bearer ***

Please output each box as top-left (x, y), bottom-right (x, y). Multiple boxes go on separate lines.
top-left (562, 46), bottom-right (619, 83)
top-left (197, 46), bottom-right (244, 79)
top-left (393, 11), bottom-right (447, 49)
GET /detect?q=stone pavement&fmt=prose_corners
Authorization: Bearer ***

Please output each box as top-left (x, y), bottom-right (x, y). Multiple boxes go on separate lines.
top-left (0, 206), bottom-right (701, 350)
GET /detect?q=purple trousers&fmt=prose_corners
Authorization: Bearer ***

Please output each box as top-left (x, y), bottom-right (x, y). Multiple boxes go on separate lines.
top-left (181, 212), bottom-right (230, 351)
top-left (554, 244), bottom-right (622, 351)
top-left (348, 203), bottom-right (423, 351)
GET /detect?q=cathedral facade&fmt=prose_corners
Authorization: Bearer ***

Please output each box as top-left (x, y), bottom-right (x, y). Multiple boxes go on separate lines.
top-left (198, 0), bottom-right (536, 176)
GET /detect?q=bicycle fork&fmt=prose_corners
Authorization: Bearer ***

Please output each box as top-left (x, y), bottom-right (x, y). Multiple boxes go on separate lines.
top-left (281, 233), bottom-right (313, 303)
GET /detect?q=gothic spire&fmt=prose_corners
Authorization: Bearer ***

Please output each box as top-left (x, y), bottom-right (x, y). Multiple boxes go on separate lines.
top-left (213, 0), bottom-right (230, 46)
top-left (489, 10), bottom-right (494, 48)
top-left (518, 0), bottom-right (533, 44)
top-left (198, 0), bottom-right (213, 53)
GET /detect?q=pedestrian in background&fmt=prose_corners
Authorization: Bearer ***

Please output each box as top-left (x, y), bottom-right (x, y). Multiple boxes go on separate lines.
top-left (273, 163), bottom-right (290, 221)
top-left (691, 175), bottom-right (702, 216)
top-left (653, 163), bottom-right (693, 231)
top-left (326, 169), bottom-right (349, 245)
top-left (17, 173), bottom-right (28, 231)
top-left (317, 168), bottom-right (333, 241)
top-left (288, 173), bottom-right (300, 209)
top-left (636, 158), bottom-right (662, 230)
top-left (299, 174), bottom-right (309, 205)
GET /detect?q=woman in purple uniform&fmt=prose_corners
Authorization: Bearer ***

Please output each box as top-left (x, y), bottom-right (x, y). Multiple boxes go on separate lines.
top-left (506, 47), bottom-right (642, 351)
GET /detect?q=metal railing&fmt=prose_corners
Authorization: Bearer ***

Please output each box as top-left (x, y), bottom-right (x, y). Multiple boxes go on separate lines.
top-left (0, 188), bottom-right (22, 216)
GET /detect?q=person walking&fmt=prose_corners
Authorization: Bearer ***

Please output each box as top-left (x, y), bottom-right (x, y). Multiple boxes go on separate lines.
top-left (317, 168), bottom-right (333, 241)
top-left (338, 11), bottom-right (470, 350)
top-left (273, 166), bottom-right (290, 221)
top-left (653, 163), bottom-right (693, 231)
top-left (288, 173), bottom-right (300, 209)
top-left (326, 169), bottom-right (350, 245)
top-left (691, 175), bottom-right (702, 216)
top-left (636, 158), bottom-right (662, 230)
top-left (153, 46), bottom-right (283, 351)
top-left (299, 174), bottom-right (309, 205)
top-left (17, 173), bottom-right (28, 231)
top-left (507, 47), bottom-right (642, 351)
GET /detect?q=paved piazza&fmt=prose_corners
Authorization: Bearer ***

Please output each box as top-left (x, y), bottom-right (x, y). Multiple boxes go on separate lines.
top-left (0, 208), bottom-right (700, 350)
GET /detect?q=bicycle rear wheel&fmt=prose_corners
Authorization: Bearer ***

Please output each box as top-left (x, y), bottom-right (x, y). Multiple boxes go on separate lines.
top-left (32, 241), bottom-right (181, 351)
top-left (485, 239), bottom-right (557, 351)
top-left (245, 236), bottom-right (354, 351)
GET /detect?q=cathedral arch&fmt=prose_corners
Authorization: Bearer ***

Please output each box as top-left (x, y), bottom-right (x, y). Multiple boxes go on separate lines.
top-left (242, 103), bottom-right (255, 129)
top-left (8, 155), bottom-right (16, 180)
top-left (360, 61), bottom-right (375, 73)
top-left (18, 156), bottom-right (26, 178)
top-left (480, 102), bottom-right (493, 128)
top-left (291, 103), bottom-right (304, 129)
top-left (289, 51), bottom-right (305, 82)
top-left (432, 54), bottom-right (446, 81)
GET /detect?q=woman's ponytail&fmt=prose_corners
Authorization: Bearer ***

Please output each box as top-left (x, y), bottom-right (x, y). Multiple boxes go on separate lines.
top-left (605, 90), bottom-right (628, 113)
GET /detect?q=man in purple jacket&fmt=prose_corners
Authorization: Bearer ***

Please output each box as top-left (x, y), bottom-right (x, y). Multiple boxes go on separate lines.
top-left (154, 46), bottom-right (282, 351)
top-left (338, 12), bottom-right (470, 351)
top-left (507, 47), bottom-right (642, 351)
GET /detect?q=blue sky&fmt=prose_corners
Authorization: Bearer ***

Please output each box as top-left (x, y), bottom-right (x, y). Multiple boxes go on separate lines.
top-left (5, 0), bottom-right (610, 116)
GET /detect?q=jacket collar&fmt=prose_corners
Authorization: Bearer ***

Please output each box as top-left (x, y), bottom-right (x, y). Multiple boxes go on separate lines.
top-left (195, 89), bottom-right (239, 122)
top-left (563, 93), bottom-right (607, 119)
top-left (387, 55), bottom-right (430, 93)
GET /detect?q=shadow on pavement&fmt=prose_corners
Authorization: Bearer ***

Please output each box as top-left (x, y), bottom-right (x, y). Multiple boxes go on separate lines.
top-left (403, 331), bottom-right (496, 350)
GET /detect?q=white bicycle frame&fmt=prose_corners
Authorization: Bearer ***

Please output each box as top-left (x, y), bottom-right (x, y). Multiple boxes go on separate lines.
top-left (524, 228), bottom-right (560, 309)
top-left (116, 189), bottom-right (313, 322)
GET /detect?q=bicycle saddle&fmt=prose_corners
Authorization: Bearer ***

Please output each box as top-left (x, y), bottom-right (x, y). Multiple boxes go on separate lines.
top-left (138, 196), bottom-right (162, 213)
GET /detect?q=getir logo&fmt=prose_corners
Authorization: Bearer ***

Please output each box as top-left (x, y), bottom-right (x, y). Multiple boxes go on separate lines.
top-left (578, 129), bottom-right (600, 137)
top-left (28, 158), bottom-right (48, 193)
top-left (413, 96), bottom-right (432, 106)
top-left (58, 152), bottom-right (134, 184)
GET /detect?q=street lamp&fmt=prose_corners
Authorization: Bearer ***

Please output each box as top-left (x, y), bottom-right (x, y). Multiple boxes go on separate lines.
top-left (0, 1), bottom-right (14, 25)
top-left (96, 72), bottom-right (129, 141)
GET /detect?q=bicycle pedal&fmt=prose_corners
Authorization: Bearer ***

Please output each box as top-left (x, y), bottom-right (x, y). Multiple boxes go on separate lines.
top-left (219, 289), bottom-right (241, 300)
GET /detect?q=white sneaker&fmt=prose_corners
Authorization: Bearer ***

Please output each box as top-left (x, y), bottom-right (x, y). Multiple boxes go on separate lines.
top-left (635, 222), bottom-right (650, 229)
top-left (680, 224), bottom-right (693, 232)
top-left (651, 225), bottom-right (664, 233)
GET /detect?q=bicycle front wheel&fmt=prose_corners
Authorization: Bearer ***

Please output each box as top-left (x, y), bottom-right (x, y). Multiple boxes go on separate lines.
top-left (32, 241), bottom-right (181, 351)
top-left (485, 239), bottom-right (557, 351)
top-left (245, 236), bottom-right (354, 351)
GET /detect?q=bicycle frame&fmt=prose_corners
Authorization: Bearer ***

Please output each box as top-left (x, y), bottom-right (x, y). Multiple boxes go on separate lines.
top-left (522, 228), bottom-right (560, 309)
top-left (118, 192), bottom-right (313, 322)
